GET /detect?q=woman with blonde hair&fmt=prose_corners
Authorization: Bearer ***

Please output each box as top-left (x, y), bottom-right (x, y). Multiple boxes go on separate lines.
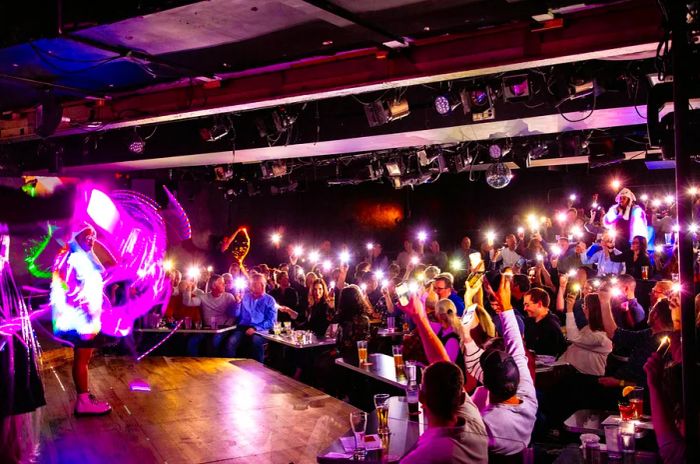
top-left (431, 298), bottom-right (466, 364)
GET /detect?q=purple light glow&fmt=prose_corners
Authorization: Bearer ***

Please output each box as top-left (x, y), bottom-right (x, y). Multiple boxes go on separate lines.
top-left (87, 189), bottom-right (119, 232)
top-left (129, 379), bottom-right (152, 392)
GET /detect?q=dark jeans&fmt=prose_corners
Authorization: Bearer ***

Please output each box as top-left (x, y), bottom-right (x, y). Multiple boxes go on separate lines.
top-left (225, 328), bottom-right (266, 362)
top-left (186, 333), bottom-right (230, 356)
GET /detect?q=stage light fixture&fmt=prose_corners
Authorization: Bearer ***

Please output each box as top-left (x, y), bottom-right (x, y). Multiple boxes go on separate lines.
top-left (488, 143), bottom-right (510, 160)
top-left (463, 86), bottom-right (495, 121)
top-left (128, 129), bottom-right (146, 154)
top-left (261, 160), bottom-right (288, 179)
top-left (434, 91), bottom-right (463, 115)
top-left (384, 160), bottom-right (403, 177)
top-left (502, 74), bottom-right (530, 102)
top-left (512, 149), bottom-right (531, 170)
top-left (364, 98), bottom-right (410, 127)
top-left (199, 120), bottom-right (230, 142)
top-left (214, 165), bottom-right (234, 181)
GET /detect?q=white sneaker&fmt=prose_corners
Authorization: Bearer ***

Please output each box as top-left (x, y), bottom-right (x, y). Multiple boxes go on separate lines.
top-left (74, 392), bottom-right (112, 416)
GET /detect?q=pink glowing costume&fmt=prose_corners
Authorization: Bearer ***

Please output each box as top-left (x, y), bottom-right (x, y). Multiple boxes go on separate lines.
top-left (51, 185), bottom-right (178, 340)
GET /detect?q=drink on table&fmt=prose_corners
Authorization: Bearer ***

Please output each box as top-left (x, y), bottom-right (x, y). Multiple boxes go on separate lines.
top-left (374, 393), bottom-right (390, 433)
top-left (209, 317), bottom-right (218, 330)
top-left (283, 321), bottom-right (292, 333)
top-left (629, 387), bottom-right (644, 419)
top-left (183, 317), bottom-right (192, 329)
top-left (357, 340), bottom-right (368, 365)
top-left (641, 266), bottom-right (649, 280)
top-left (618, 402), bottom-right (636, 421)
top-left (386, 316), bottom-right (395, 332)
top-left (273, 322), bottom-right (282, 335)
top-left (392, 345), bottom-right (404, 376)
top-left (350, 411), bottom-right (368, 461)
top-left (405, 362), bottom-right (419, 417)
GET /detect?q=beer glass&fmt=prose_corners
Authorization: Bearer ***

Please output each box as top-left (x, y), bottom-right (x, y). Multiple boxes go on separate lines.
top-left (357, 340), bottom-right (368, 365)
top-left (374, 394), bottom-right (390, 433)
top-left (392, 345), bottom-right (404, 376)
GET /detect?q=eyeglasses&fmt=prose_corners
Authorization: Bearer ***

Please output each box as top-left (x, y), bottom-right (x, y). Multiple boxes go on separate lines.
top-left (433, 286), bottom-right (448, 291)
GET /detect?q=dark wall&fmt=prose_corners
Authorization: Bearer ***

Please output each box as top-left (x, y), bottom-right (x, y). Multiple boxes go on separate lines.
top-left (172, 161), bottom-right (677, 269)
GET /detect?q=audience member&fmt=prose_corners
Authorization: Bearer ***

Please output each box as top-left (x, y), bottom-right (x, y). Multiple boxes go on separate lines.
top-left (558, 293), bottom-right (612, 376)
top-left (226, 273), bottom-right (278, 362)
top-left (523, 288), bottom-right (566, 357)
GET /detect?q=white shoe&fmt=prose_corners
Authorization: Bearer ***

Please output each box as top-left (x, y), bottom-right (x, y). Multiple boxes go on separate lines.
top-left (74, 392), bottom-right (112, 416)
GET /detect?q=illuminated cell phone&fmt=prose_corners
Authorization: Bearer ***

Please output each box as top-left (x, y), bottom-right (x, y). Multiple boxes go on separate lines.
top-left (461, 304), bottom-right (477, 327)
top-left (469, 252), bottom-right (483, 269)
top-left (395, 282), bottom-right (410, 306)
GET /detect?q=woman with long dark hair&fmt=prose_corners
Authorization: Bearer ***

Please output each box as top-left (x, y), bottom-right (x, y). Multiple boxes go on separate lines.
top-left (610, 235), bottom-right (651, 280)
top-left (335, 285), bottom-right (371, 363)
top-left (559, 293), bottom-right (613, 376)
top-left (302, 278), bottom-right (334, 337)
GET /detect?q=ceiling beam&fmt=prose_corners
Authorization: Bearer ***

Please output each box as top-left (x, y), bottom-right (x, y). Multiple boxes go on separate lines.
top-left (28, 104), bottom-right (653, 175)
top-left (3, 0), bottom-right (662, 142)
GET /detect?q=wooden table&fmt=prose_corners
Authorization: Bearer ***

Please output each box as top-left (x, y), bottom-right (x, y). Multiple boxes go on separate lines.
top-left (335, 353), bottom-right (408, 390)
top-left (39, 355), bottom-right (357, 463)
top-left (317, 396), bottom-right (423, 463)
top-left (136, 325), bottom-right (237, 334)
top-left (257, 332), bottom-right (336, 349)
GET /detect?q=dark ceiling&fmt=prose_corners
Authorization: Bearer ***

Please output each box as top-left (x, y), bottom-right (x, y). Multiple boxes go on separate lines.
top-left (0, 0), bottom-right (693, 186)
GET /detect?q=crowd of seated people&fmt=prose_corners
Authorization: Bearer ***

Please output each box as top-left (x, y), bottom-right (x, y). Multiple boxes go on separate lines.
top-left (155, 186), bottom-right (697, 463)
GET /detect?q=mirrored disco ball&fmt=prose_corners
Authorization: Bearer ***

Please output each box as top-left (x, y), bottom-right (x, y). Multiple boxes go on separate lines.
top-left (485, 162), bottom-right (513, 189)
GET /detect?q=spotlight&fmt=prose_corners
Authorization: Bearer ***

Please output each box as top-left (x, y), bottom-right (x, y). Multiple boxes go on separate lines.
top-left (502, 74), bottom-right (530, 102)
top-left (128, 129), bottom-right (146, 154)
top-left (488, 143), bottom-right (510, 160)
top-left (463, 86), bottom-right (495, 121)
top-left (433, 91), bottom-right (462, 115)
top-left (339, 250), bottom-right (351, 264)
top-left (307, 250), bottom-right (320, 263)
top-left (485, 162), bottom-right (513, 189)
top-left (292, 245), bottom-right (303, 256)
top-left (234, 277), bottom-right (247, 291)
top-left (655, 244), bottom-right (664, 253)
top-left (364, 98), bottom-right (410, 127)
top-left (163, 260), bottom-right (174, 271)
top-left (611, 179), bottom-right (621, 191)
top-left (417, 231), bottom-right (427, 243)
top-left (375, 270), bottom-right (385, 280)
top-left (486, 231), bottom-right (496, 245)
top-left (640, 193), bottom-right (649, 202)
top-left (664, 195), bottom-right (675, 205)
top-left (199, 119), bottom-right (231, 142)
top-left (450, 259), bottom-right (463, 271)
top-left (672, 224), bottom-right (680, 233)
top-left (512, 147), bottom-right (530, 170)
top-left (569, 194), bottom-right (577, 202)
top-left (556, 211), bottom-right (567, 223)
top-left (214, 165), bottom-right (234, 181)
top-left (187, 266), bottom-right (200, 280)
top-left (689, 223), bottom-right (698, 233)
top-left (652, 199), bottom-right (662, 208)
top-left (384, 160), bottom-right (403, 177)
top-left (517, 227), bottom-right (525, 234)
top-left (322, 260), bottom-right (332, 272)
top-left (366, 242), bottom-right (374, 251)
top-left (689, 186), bottom-right (698, 196)
top-left (410, 256), bottom-right (420, 265)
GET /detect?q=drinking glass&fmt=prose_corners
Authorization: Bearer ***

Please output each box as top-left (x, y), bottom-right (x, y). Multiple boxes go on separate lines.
top-left (194, 320), bottom-right (202, 330)
top-left (209, 317), bottom-right (218, 330)
top-left (357, 340), bottom-right (368, 365)
top-left (386, 316), bottom-right (395, 332)
top-left (604, 424), bottom-right (622, 460)
top-left (620, 424), bottom-right (636, 462)
top-left (374, 393), bottom-right (390, 433)
top-left (392, 345), bottom-right (404, 376)
top-left (273, 322), bottom-right (282, 336)
top-left (641, 266), bottom-right (649, 280)
top-left (183, 317), bottom-right (192, 329)
top-left (283, 321), bottom-right (292, 333)
top-left (618, 402), bottom-right (635, 421)
top-left (350, 411), bottom-right (368, 460)
top-left (580, 434), bottom-right (601, 464)
top-left (629, 387), bottom-right (644, 419)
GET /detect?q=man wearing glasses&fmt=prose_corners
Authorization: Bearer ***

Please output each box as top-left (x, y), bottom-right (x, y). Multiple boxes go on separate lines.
top-left (433, 273), bottom-right (466, 317)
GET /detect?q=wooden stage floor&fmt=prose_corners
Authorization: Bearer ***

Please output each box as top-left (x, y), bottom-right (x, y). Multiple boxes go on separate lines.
top-left (38, 354), bottom-right (356, 463)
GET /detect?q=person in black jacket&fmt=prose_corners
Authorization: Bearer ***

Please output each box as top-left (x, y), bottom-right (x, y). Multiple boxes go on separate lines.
top-left (523, 288), bottom-right (567, 357)
top-left (610, 235), bottom-right (651, 280)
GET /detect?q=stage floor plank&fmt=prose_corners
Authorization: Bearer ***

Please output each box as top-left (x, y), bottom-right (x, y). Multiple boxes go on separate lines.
top-left (38, 356), bottom-right (356, 464)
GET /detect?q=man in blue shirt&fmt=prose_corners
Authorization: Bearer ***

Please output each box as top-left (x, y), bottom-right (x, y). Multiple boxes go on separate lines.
top-left (433, 273), bottom-right (466, 317)
top-left (225, 272), bottom-right (277, 362)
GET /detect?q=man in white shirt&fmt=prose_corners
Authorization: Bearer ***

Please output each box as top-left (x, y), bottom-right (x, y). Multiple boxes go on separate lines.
top-left (401, 361), bottom-right (488, 464)
top-left (491, 234), bottom-right (524, 269)
top-left (472, 278), bottom-right (538, 456)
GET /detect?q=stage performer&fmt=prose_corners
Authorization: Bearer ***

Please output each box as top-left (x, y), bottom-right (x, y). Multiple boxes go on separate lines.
top-left (51, 224), bottom-right (112, 416)
top-left (603, 188), bottom-right (648, 251)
